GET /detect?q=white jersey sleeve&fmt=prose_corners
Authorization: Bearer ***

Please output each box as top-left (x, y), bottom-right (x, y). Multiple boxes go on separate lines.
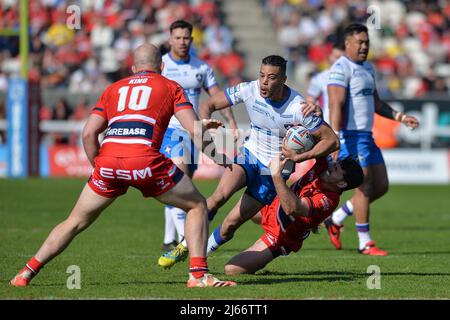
top-left (293, 108), bottom-right (324, 133)
top-left (224, 81), bottom-right (253, 106)
top-left (327, 61), bottom-right (350, 88)
top-left (204, 64), bottom-right (218, 91)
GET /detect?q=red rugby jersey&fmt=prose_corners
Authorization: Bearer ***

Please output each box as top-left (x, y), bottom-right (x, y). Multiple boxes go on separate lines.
top-left (262, 157), bottom-right (341, 246)
top-left (91, 71), bottom-right (193, 157)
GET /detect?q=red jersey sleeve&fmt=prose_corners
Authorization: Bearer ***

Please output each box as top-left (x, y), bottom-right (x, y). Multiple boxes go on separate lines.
top-left (296, 192), bottom-right (339, 227)
top-left (172, 84), bottom-right (193, 113)
top-left (91, 87), bottom-right (109, 119)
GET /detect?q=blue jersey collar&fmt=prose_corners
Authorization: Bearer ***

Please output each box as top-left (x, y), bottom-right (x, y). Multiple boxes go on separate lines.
top-left (168, 52), bottom-right (191, 65)
top-left (264, 86), bottom-right (291, 108)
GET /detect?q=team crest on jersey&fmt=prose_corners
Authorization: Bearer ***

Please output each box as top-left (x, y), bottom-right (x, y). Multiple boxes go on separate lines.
top-left (195, 73), bottom-right (203, 82)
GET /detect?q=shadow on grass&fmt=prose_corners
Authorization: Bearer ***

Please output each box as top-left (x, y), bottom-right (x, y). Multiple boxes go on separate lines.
top-left (235, 270), bottom-right (450, 285)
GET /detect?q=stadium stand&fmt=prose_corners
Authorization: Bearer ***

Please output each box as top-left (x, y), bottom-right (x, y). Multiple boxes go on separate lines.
top-left (261, 0), bottom-right (450, 98)
top-left (0, 0), bottom-right (246, 145)
top-left (0, 0), bottom-right (449, 154)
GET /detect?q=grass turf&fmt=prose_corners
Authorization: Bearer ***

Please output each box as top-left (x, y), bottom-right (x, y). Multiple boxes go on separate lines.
top-left (1, 178), bottom-right (450, 299)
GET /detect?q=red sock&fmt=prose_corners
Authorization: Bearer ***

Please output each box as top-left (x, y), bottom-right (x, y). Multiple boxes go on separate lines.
top-left (189, 257), bottom-right (208, 279)
top-left (26, 257), bottom-right (44, 274)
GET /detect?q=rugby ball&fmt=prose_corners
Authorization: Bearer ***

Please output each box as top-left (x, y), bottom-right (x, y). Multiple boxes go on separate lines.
top-left (284, 125), bottom-right (314, 153)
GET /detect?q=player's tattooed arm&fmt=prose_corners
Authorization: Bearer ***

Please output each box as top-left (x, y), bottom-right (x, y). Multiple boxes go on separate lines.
top-left (374, 90), bottom-right (419, 130)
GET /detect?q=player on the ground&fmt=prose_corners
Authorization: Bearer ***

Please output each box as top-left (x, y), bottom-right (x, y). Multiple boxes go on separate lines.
top-left (306, 42), bottom-right (345, 123)
top-left (160, 20), bottom-right (238, 251)
top-left (324, 23), bottom-right (419, 255)
top-left (10, 44), bottom-right (236, 288)
top-left (158, 55), bottom-right (340, 268)
top-left (224, 155), bottom-right (363, 274)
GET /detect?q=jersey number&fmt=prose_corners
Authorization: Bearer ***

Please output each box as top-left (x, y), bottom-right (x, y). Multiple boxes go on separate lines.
top-left (117, 86), bottom-right (152, 111)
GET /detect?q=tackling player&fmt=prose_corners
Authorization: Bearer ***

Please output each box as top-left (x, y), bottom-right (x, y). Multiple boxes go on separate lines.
top-left (225, 155), bottom-right (363, 274)
top-left (159, 20), bottom-right (238, 252)
top-left (10, 44), bottom-right (236, 288)
top-left (158, 55), bottom-right (340, 268)
top-left (324, 24), bottom-right (419, 255)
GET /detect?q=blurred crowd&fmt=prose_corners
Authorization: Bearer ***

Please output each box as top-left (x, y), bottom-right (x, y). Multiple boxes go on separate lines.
top-left (263, 0), bottom-right (450, 98)
top-left (0, 0), bottom-right (245, 133)
top-left (1, 0), bottom-right (450, 146)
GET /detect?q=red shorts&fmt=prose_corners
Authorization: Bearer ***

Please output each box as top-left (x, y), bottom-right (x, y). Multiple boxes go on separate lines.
top-left (260, 202), bottom-right (311, 257)
top-left (88, 154), bottom-right (184, 198)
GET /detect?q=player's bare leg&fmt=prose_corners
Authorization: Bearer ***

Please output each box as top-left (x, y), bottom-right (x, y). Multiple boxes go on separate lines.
top-left (10, 184), bottom-right (115, 287)
top-left (207, 193), bottom-right (264, 254)
top-left (206, 164), bottom-right (247, 221)
top-left (225, 239), bottom-right (274, 274)
top-left (162, 158), bottom-right (193, 250)
top-left (352, 163), bottom-right (388, 256)
top-left (156, 174), bottom-right (236, 287)
top-left (158, 164), bottom-right (247, 268)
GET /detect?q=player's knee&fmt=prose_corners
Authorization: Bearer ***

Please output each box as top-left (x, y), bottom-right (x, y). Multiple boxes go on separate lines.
top-left (209, 188), bottom-right (230, 210)
top-left (224, 264), bottom-right (251, 275)
top-left (185, 196), bottom-right (207, 213)
top-left (66, 216), bottom-right (90, 234)
top-left (373, 182), bottom-right (389, 200)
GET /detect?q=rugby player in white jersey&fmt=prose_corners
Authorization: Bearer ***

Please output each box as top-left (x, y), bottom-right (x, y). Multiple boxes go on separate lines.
top-left (324, 24), bottom-right (419, 256)
top-left (158, 55), bottom-right (340, 267)
top-left (306, 42), bottom-right (344, 123)
top-left (158, 20), bottom-right (238, 254)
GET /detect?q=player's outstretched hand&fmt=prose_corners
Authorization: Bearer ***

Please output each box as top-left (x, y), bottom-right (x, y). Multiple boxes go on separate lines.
top-left (202, 119), bottom-right (224, 130)
top-left (402, 115), bottom-right (419, 130)
top-left (300, 102), bottom-right (323, 118)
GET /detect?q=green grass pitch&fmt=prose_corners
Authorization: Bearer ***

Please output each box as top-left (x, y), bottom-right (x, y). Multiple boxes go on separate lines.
top-left (1, 178), bottom-right (450, 299)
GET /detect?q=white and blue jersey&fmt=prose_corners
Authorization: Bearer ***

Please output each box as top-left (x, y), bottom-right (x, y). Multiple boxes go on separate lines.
top-left (307, 69), bottom-right (330, 123)
top-left (225, 80), bottom-right (324, 204)
top-left (160, 53), bottom-right (218, 171)
top-left (327, 55), bottom-right (383, 167)
top-left (327, 55), bottom-right (376, 132)
top-left (162, 53), bottom-right (218, 130)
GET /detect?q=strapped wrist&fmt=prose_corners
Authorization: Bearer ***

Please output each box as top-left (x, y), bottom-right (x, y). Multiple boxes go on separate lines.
top-left (395, 111), bottom-right (406, 122)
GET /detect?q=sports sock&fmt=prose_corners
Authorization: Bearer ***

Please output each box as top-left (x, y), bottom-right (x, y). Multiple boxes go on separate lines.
top-left (163, 206), bottom-right (177, 245)
top-left (26, 256), bottom-right (44, 274)
top-left (189, 257), bottom-right (208, 279)
top-left (356, 223), bottom-right (371, 250)
top-left (170, 207), bottom-right (186, 243)
top-left (207, 209), bottom-right (217, 222)
top-left (332, 200), bottom-right (353, 226)
top-left (17, 257), bottom-right (43, 283)
top-left (207, 225), bottom-right (229, 255)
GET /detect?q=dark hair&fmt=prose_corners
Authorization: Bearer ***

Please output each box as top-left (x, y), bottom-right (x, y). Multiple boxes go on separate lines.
top-left (262, 55), bottom-right (287, 76)
top-left (343, 23), bottom-right (368, 40)
top-left (332, 41), bottom-right (345, 51)
top-left (170, 20), bottom-right (193, 34)
top-left (339, 157), bottom-right (364, 191)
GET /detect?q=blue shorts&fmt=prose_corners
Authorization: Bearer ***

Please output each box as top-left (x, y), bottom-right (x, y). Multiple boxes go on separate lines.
top-left (338, 130), bottom-right (385, 168)
top-left (235, 147), bottom-right (289, 205)
top-left (160, 128), bottom-right (198, 172)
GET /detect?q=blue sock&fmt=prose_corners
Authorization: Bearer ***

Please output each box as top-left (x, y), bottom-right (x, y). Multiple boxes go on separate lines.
top-left (207, 225), bottom-right (229, 254)
top-left (207, 209), bottom-right (217, 222)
